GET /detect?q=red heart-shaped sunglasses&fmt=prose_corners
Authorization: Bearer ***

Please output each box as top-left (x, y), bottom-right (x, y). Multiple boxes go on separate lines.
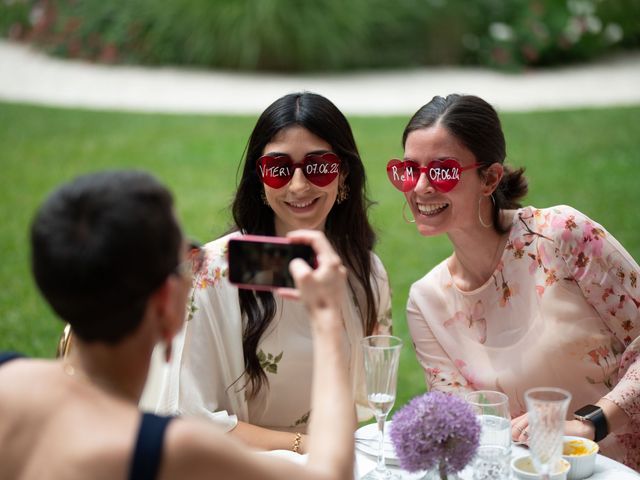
top-left (257, 153), bottom-right (341, 189)
top-left (386, 158), bottom-right (481, 193)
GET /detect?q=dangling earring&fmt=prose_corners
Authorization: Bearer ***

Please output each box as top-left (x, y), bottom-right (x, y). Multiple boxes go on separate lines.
top-left (260, 190), bottom-right (270, 206)
top-left (478, 194), bottom-right (495, 228)
top-left (402, 202), bottom-right (415, 223)
top-left (336, 182), bottom-right (349, 204)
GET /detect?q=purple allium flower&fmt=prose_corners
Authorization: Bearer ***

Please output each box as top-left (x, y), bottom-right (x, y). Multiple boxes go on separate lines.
top-left (390, 391), bottom-right (480, 475)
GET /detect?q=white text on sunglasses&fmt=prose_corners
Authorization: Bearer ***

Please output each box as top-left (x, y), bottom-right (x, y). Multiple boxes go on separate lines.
top-left (389, 164), bottom-right (465, 183)
top-left (257, 153), bottom-right (341, 189)
top-left (259, 161), bottom-right (339, 179)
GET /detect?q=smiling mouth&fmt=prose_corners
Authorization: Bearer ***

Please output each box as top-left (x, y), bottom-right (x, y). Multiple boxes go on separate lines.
top-left (285, 198), bottom-right (318, 210)
top-left (417, 202), bottom-right (449, 216)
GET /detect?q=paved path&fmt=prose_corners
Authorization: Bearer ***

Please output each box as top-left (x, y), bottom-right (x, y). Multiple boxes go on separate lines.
top-left (1, 39), bottom-right (639, 115)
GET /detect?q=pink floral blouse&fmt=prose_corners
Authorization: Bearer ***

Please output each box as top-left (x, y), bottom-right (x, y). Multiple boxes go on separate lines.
top-left (407, 205), bottom-right (640, 470)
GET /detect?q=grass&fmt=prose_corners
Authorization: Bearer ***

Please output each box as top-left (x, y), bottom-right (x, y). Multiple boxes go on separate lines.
top-left (1, 101), bottom-right (639, 410)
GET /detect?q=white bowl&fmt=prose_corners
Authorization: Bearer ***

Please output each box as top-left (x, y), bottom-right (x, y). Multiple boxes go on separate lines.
top-left (562, 436), bottom-right (599, 480)
top-left (511, 455), bottom-right (571, 480)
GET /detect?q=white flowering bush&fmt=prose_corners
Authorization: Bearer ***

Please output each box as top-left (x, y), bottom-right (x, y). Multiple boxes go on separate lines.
top-left (465, 0), bottom-right (639, 70)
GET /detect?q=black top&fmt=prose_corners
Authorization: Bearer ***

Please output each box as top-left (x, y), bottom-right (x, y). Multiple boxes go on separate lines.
top-left (0, 351), bottom-right (24, 365)
top-left (0, 352), bottom-right (175, 480)
top-left (129, 413), bottom-right (174, 480)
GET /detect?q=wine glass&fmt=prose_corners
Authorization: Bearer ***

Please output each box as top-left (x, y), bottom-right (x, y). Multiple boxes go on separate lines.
top-left (465, 390), bottom-right (511, 480)
top-left (525, 387), bottom-right (572, 480)
top-left (361, 335), bottom-right (403, 479)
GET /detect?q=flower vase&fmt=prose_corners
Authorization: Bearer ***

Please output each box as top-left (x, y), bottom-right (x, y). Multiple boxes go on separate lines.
top-left (419, 466), bottom-right (462, 480)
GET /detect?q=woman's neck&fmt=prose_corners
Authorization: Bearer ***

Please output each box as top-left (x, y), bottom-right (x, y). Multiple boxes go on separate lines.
top-left (70, 335), bottom-right (153, 404)
top-left (447, 210), bottom-right (514, 291)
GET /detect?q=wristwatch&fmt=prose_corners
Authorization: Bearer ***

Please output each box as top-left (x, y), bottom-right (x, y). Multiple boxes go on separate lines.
top-left (574, 404), bottom-right (608, 442)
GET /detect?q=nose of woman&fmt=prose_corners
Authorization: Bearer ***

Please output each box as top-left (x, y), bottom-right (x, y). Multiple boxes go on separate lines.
top-left (414, 171), bottom-right (435, 194)
top-left (288, 167), bottom-right (312, 194)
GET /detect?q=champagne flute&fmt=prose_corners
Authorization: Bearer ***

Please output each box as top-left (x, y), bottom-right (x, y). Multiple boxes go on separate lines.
top-left (361, 335), bottom-right (403, 479)
top-left (525, 387), bottom-right (572, 480)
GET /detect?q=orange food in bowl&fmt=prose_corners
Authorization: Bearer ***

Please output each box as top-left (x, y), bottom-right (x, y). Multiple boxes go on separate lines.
top-left (563, 439), bottom-right (597, 457)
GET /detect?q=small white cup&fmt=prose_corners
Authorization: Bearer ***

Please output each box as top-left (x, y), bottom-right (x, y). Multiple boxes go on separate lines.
top-left (511, 455), bottom-right (571, 480)
top-left (562, 436), bottom-right (598, 480)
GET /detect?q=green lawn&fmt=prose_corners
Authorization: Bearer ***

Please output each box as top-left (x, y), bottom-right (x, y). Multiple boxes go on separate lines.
top-left (1, 101), bottom-right (639, 410)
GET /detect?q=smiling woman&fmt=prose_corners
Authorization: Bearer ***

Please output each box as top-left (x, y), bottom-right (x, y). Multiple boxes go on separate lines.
top-left (142, 91), bottom-right (393, 454)
top-left (389, 94), bottom-right (640, 471)
top-left (262, 126), bottom-right (341, 235)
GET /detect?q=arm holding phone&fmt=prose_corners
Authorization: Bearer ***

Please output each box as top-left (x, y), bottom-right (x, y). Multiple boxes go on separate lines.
top-left (282, 230), bottom-right (356, 475)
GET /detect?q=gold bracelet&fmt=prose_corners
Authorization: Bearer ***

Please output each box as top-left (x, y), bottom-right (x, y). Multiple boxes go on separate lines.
top-left (292, 432), bottom-right (302, 453)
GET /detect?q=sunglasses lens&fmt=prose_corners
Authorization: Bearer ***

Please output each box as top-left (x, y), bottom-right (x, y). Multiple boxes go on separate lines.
top-left (426, 159), bottom-right (462, 192)
top-left (257, 156), bottom-right (293, 189)
top-left (387, 159), bottom-right (418, 192)
top-left (303, 153), bottom-right (340, 187)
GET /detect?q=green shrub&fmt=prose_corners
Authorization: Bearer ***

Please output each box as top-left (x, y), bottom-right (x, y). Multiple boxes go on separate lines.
top-left (1, 0), bottom-right (638, 71)
top-left (0, 0), bottom-right (30, 38)
top-left (464, 0), bottom-right (640, 70)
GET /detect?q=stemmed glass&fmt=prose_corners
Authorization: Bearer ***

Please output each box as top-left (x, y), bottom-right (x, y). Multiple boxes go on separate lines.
top-left (361, 335), bottom-right (403, 479)
top-left (525, 387), bottom-right (572, 480)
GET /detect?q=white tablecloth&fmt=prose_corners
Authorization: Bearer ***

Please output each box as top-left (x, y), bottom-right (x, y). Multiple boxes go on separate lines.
top-left (261, 444), bottom-right (639, 479)
top-left (354, 445), bottom-right (640, 480)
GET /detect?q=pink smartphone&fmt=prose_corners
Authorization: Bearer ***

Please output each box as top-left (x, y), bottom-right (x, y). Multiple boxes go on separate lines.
top-left (227, 235), bottom-right (316, 290)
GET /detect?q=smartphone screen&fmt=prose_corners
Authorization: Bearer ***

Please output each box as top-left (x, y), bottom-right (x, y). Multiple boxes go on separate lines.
top-left (228, 235), bottom-right (316, 290)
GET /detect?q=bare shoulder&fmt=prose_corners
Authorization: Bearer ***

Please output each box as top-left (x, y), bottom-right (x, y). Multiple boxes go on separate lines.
top-left (0, 358), bottom-right (51, 407)
top-left (0, 361), bottom-right (140, 480)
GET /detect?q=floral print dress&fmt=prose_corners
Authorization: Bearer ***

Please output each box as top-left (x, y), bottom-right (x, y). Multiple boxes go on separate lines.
top-left (146, 231), bottom-right (392, 433)
top-left (407, 205), bottom-right (640, 470)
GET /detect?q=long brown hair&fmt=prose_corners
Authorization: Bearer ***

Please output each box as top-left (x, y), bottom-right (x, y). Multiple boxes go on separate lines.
top-left (232, 92), bottom-right (379, 397)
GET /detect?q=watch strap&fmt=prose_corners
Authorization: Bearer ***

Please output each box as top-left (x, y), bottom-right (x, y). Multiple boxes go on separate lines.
top-left (574, 405), bottom-right (608, 442)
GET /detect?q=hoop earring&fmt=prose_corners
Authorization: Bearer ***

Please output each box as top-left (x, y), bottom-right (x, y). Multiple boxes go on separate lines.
top-left (402, 202), bottom-right (415, 224)
top-left (478, 194), bottom-right (495, 228)
top-left (336, 183), bottom-right (349, 204)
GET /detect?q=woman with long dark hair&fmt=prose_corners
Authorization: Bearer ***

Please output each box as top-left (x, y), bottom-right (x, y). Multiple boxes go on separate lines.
top-left (148, 92), bottom-right (392, 453)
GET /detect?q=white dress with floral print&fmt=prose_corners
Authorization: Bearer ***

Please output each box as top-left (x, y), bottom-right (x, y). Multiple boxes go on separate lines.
top-left (407, 205), bottom-right (640, 470)
top-left (143, 231), bottom-right (392, 433)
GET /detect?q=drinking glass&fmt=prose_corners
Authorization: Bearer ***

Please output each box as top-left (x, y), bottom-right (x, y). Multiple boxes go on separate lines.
top-left (465, 390), bottom-right (512, 480)
top-left (525, 387), bottom-right (572, 480)
top-left (361, 335), bottom-right (403, 479)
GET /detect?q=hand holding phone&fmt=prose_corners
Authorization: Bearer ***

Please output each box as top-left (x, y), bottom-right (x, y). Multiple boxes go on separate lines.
top-left (227, 235), bottom-right (316, 290)
top-left (283, 229), bottom-right (348, 312)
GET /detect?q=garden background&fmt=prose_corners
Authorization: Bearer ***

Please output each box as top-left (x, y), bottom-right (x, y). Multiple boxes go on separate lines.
top-left (1, 0), bottom-right (639, 410)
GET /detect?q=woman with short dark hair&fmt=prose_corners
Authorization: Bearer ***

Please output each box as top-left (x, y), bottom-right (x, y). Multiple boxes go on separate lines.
top-left (0, 170), bottom-right (356, 480)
